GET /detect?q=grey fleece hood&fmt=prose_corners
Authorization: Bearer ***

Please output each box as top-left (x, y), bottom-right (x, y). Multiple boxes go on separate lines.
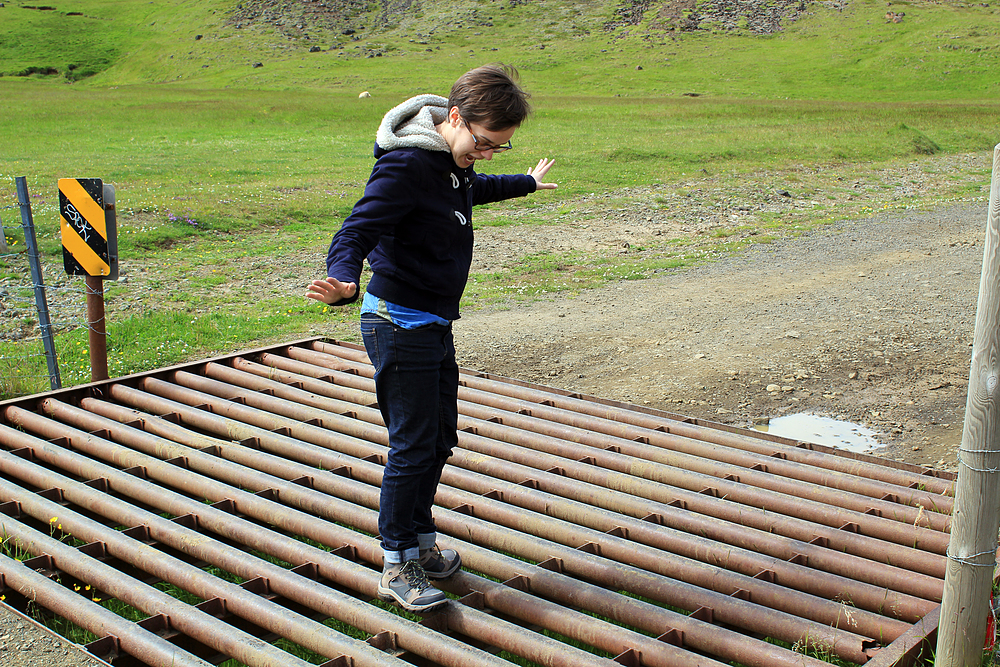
top-left (375, 94), bottom-right (451, 153)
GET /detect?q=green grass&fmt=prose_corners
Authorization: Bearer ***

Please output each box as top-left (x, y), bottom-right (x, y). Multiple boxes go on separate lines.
top-left (0, 0), bottom-right (998, 399)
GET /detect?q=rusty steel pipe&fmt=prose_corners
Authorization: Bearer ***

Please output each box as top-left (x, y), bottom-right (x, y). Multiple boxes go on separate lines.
top-left (271, 348), bottom-right (953, 522)
top-left (217, 359), bottom-right (951, 532)
top-left (128, 372), bottom-right (949, 586)
top-left (210, 360), bottom-right (950, 542)
top-left (0, 476), bottom-right (402, 667)
top-left (29, 400), bottom-right (852, 665)
top-left (431, 479), bottom-right (933, 623)
top-left (0, 553), bottom-right (212, 667)
top-left (308, 340), bottom-right (956, 497)
top-left (156, 369), bottom-right (949, 578)
top-left (1, 465), bottom-right (615, 667)
top-left (0, 514), bottom-right (317, 667)
top-left (457, 371), bottom-right (956, 497)
top-left (0, 411), bottom-right (634, 667)
top-left (80, 389), bottom-right (937, 622)
top-left (269, 348), bottom-right (954, 551)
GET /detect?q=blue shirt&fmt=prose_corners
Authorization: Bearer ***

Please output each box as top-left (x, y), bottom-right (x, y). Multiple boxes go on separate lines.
top-left (361, 291), bottom-right (450, 329)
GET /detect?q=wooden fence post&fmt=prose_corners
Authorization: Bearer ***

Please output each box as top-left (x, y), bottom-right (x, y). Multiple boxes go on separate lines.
top-left (936, 143), bottom-right (1000, 666)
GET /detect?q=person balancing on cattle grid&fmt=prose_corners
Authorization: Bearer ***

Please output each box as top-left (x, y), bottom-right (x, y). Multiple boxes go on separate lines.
top-left (307, 64), bottom-right (557, 612)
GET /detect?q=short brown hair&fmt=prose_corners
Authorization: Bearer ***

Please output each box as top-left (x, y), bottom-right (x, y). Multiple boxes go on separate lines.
top-left (448, 64), bottom-right (531, 131)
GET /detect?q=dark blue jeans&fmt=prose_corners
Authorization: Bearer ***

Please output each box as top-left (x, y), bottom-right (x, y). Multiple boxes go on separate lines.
top-left (360, 313), bottom-right (458, 555)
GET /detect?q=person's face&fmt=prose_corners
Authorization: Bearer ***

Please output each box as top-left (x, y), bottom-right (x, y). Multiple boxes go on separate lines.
top-left (446, 107), bottom-right (516, 169)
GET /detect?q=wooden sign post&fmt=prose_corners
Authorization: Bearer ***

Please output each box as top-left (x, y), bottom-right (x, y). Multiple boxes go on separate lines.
top-left (936, 143), bottom-right (1000, 666)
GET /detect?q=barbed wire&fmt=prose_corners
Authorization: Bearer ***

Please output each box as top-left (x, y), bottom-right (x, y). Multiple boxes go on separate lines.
top-left (1, 204), bottom-right (64, 393)
top-left (946, 548), bottom-right (999, 568)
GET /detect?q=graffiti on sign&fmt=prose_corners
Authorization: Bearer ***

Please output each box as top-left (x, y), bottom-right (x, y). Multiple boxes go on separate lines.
top-left (58, 178), bottom-right (117, 279)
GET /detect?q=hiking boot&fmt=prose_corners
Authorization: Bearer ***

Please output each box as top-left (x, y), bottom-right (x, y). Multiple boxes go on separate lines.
top-left (378, 560), bottom-right (447, 612)
top-left (419, 544), bottom-right (462, 579)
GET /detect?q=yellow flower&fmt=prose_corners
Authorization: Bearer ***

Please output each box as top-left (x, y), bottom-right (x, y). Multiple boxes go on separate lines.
top-left (50, 517), bottom-right (57, 523)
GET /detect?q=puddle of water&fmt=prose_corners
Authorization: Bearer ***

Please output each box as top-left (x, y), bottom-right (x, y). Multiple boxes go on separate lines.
top-left (754, 413), bottom-right (884, 453)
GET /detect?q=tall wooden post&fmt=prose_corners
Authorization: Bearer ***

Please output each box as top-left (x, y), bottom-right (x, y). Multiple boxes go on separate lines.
top-left (85, 274), bottom-right (109, 382)
top-left (936, 143), bottom-right (1000, 666)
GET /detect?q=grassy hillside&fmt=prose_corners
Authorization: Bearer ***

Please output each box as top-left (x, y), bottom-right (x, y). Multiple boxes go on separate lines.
top-left (0, 0), bottom-right (997, 99)
top-left (0, 0), bottom-right (998, 398)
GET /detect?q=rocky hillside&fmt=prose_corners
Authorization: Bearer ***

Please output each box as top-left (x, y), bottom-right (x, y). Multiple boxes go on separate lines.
top-left (227, 0), bottom-right (843, 42)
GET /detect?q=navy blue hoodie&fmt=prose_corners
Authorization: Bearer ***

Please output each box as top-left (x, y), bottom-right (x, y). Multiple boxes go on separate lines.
top-left (325, 98), bottom-right (536, 321)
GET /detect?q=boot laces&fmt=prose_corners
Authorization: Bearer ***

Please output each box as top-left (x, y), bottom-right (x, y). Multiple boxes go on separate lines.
top-left (401, 561), bottom-right (431, 590)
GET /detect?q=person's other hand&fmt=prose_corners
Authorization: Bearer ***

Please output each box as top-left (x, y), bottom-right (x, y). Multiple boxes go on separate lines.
top-left (527, 158), bottom-right (558, 190)
top-left (306, 276), bottom-right (358, 305)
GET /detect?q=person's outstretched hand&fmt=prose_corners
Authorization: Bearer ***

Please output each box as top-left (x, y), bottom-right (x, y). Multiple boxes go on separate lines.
top-left (306, 276), bottom-right (358, 305)
top-left (527, 158), bottom-right (558, 190)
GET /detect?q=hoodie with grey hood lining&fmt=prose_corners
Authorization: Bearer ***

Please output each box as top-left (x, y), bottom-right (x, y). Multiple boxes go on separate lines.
top-left (325, 94), bottom-right (537, 321)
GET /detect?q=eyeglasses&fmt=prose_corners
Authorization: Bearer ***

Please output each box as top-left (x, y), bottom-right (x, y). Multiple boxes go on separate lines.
top-left (462, 118), bottom-right (513, 153)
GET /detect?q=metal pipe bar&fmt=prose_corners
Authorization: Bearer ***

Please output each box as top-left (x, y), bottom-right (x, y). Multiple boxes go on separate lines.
top-left (433, 572), bottom-right (730, 667)
top-left (0, 475), bottom-right (397, 667)
top-left (157, 368), bottom-right (948, 579)
top-left (437, 540), bottom-right (842, 667)
top-left (0, 411), bottom-right (623, 667)
top-left (219, 358), bottom-right (952, 530)
top-left (128, 370), bottom-right (949, 593)
top-left (309, 340), bottom-right (956, 497)
top-left (45, 399), bottom-right (852, 664)
top-left (0, 553), bottom-right (211, 667)
top-left (81, 390), bottom-right (936, 622)
top-left (453, 390), bottom-right (951, 522)
top-left (0, 513), bottom-right (316, 667)
top-left (87, 384), bottom-right (881, 662)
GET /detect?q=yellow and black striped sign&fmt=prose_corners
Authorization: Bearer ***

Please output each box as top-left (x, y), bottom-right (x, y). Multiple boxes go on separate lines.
top-left (59, 177), bottom-right (111, 277)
